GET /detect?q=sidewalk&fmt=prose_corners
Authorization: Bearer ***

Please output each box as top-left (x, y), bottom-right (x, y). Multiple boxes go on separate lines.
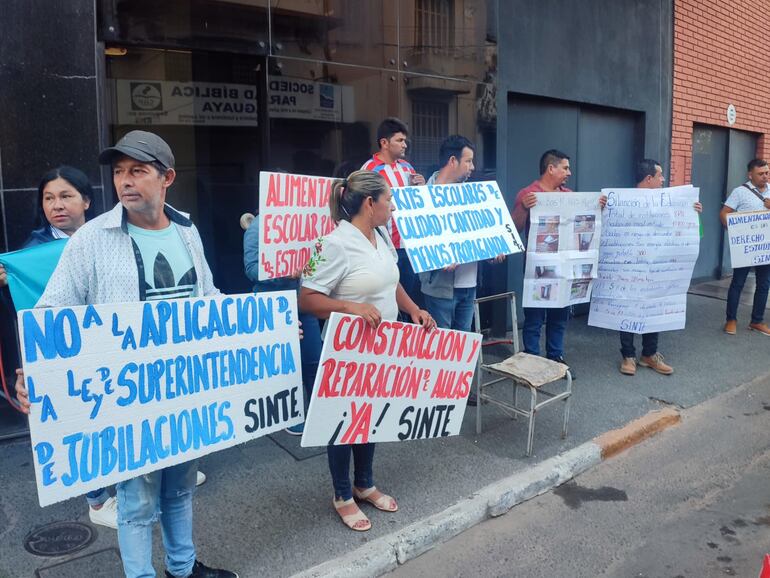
top-left (0, 291), bottom-right (767, 578)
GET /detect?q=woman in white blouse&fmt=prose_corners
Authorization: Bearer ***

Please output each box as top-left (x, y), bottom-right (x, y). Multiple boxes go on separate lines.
top-left (300, 170), bottom-right (435, 531)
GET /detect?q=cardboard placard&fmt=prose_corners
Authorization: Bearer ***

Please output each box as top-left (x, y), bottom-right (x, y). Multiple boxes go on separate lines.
top-left (391, 181), bottom-right (524, 274)
top-left (20, 292), bottom-right (302, 506)
top-left (301, 313), bottom-right (482, 446)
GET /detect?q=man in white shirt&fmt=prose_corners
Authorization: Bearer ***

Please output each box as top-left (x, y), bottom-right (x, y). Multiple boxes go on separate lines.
top-left (720, 158), bottom-right (770, 336)
top-left (16, 131), bottom-right (237, 578)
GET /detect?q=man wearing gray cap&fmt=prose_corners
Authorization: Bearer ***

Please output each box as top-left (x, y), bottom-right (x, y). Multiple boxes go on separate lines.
top-left (15, 130), bottom-right (237, 578)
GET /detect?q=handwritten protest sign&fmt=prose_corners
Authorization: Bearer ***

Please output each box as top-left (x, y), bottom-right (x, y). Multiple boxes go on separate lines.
top-left (588, 186), bottom-right (700, 334)
top-left (257, 171), bottom-right (337, 280)
top-left (391, 181), bottom-right (524, 274)
top-left (726, 210), bottom-right (770, 268)
top-left (522, 193), bottom-right (602, 308)
top-left (19, 292), bottom-right (302, 506)
top-left (301, 313), bottom-right (482, 446)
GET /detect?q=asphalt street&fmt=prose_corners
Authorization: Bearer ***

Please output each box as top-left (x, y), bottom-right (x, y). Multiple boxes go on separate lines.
top-left (387, 371), bottom-right (770, 578)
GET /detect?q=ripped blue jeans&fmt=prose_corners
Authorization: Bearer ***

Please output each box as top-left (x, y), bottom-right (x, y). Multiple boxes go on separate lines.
top-left (117, 460), bottom-right (197, 578)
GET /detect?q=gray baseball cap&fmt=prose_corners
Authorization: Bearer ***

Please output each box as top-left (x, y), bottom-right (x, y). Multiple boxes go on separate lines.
top-left (98, 130), bottom-right (175, 169)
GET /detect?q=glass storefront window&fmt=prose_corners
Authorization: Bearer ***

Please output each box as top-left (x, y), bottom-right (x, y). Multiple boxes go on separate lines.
top-left (98, 0), bottom-right (270, 54)
top-left (266, 57), bottom-right (401, 176)
top-left (105, 47), bottom-right (265, 294)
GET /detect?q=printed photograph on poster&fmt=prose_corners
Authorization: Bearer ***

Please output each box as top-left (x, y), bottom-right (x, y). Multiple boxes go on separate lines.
top-left (535, 265), bottom-right (560, 279)
top-left (571, 260), bottom-right (595, 279)
top-left (569, 280), bottom-right (591, 301)
top-left (522, 192), bottom-right (602, 308)
top-left (576, 231), bottom-right (595, 251)
top-left (535, 216), bottom-right (561, 253)
top-left (574, 214), bottom-right (596, 234)
top-left (531, 280), bottom-right (560, 303)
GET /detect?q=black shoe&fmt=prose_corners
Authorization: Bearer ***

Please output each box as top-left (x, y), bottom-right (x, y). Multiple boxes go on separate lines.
top-left (166, 560), bottom-right (239, 578)
top-left (549, 357), bottom-right (576, 381)
top-left (467, 394), bottom-right (478, 407)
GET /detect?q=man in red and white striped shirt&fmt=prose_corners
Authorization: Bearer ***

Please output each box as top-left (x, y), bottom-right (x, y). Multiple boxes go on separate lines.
top-left (361, 117), bottom-right (426, 308)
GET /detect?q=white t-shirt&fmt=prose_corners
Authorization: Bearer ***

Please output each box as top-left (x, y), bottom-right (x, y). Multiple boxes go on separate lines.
top-left (453, 262), bottom-right (478, 289)
top-left (302, 220), bottom-right (400, 321)
top-left (724, 181), bottom-right (769, 212)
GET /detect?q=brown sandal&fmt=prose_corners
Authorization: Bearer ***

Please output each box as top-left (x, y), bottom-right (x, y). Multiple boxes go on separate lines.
top-left (353, 486), bottom-right (398, 512)
top-left (333, 497), bottom-right (371, 531)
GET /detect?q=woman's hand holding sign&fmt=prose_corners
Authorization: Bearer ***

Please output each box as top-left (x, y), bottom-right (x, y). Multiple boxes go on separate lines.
top-left (346, 301), bottom-right (382, 328)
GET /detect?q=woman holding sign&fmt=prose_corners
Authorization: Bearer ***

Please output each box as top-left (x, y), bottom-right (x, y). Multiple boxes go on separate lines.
top-left (300, 170), bottom-right (435, 532)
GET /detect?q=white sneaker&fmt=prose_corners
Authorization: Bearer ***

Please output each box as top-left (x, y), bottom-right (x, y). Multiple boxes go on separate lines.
top-left (89, 496), bottom-right (118, 529)
top-left (196, 470), bottom-right (206, 487)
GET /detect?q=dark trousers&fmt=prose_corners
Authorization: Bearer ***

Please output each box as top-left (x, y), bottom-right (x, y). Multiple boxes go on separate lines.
top-left (327, 443), bottom-right (375, 501)
top-left (726, 265), bottom-right (770, 324)
top-left (396, 248), bottom-right (422, 314)
top-left (619, 331), bottom-right (659, 358)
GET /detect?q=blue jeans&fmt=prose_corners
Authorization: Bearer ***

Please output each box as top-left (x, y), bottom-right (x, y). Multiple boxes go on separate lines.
top-left (522, 306), bottom-right (570, 359)
top-left (117, 461), bottom-right (197, 578)
top-left (299, 311), bottom-right (322, 411)
top-left (726, 265), bottom-right (770, 324)
top-left (327, 443), bottom-right (375, 501)
top-left (423, 287), bottom-right (476, 332)
top-left (86, 487), bottom-right (109, 507)
top-left (619, 331), bottom-right (659, 358)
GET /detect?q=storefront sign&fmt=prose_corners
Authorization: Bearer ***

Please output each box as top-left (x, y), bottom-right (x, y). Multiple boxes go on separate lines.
top-left (115, 79), bottom-right (258, 126)
top-left (268, 76), bottom-right (353, 123)
top-left (20, 292), bottom-right (302, 506)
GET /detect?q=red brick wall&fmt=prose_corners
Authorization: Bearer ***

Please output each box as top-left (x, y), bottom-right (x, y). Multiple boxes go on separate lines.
top-left (671, 0), bottom-right (770, 185)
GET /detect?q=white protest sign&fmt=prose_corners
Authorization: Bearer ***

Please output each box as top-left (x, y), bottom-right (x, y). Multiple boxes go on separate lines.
top-left (588, 186), bottom-right (700, 334)
top-left (391, 181), bottom-right (524, 274)
top-left (523, 193), bottom-right (602, 308)
top-left (301, 313), bottom-right (482, 446)
top-left (115, 79), bottom-right (258, 126)
top-left (20, 292), bottom-right (302, 507)
top-left (257, 171), bottom-right (337, 280)
top-left (726, 210), bottom-right (770, 268)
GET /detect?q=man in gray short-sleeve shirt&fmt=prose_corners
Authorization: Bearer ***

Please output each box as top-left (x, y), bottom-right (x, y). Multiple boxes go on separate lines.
top-left (720, 158), bottom-right (770, 336)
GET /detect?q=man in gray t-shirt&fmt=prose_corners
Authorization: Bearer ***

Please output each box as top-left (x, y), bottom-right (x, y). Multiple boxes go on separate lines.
top-left (720, 158), bottom-right (770, 336)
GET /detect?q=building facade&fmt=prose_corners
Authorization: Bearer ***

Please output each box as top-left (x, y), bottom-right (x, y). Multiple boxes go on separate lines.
top-left (1, 0), bottom-right (676, 300)
top-left (671, 0), bottom-right (770, 280)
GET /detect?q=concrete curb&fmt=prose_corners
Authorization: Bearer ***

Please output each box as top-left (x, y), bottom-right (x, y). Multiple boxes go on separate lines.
top-left (292, 407), bottom-right (681, 578)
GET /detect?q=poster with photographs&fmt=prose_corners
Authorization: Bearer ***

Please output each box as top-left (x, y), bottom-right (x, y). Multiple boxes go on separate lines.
top-left (523, 193), bottom-right (603, 308)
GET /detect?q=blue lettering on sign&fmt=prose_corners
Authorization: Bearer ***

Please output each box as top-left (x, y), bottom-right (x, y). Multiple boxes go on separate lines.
top-left (83, 305), bottom-right (103, 328)
top-left (56, 401), bottom-right (235, 487)
top-left (22, 309), bottom-right (82, 362)
top-left (34, 442), bottom-right (56, 486)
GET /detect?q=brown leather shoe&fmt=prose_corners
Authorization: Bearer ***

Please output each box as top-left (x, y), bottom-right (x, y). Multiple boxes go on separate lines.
top-left (620, 357), bottom-right (637, 375)
top-left (749, 322), bottom-right (770, 336)
top-left (639, 352), bottom-right (673, 375)
top-left (724, 320), bottom-right (737, 335)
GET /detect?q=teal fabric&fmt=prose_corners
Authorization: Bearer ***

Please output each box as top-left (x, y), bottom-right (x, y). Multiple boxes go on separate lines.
top-left (0, 239), bottom-right (67, 310)
top-left (127, 223), bottom-right (197, 300)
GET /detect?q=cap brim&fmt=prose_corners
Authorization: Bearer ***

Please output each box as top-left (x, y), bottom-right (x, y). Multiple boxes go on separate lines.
top-left (98, 144), bottom-right (159, 165)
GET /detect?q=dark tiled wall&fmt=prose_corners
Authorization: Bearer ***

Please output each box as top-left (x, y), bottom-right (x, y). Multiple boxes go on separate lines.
top-left (0, 0), bottom-right (104, 251)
